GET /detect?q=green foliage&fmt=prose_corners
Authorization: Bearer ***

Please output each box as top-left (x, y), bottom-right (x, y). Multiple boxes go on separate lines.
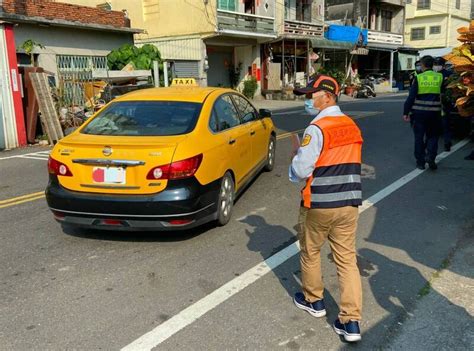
top-left (107, 44), bottom-right (162, 70)
top-left (242, 76), bottom-right (258, 99)
top-left (228, 63), bottom-right (242, 89)
top-left (20, 39), bottom-right (45, 66)
top-left (317, 67), bottom-right (346, 86)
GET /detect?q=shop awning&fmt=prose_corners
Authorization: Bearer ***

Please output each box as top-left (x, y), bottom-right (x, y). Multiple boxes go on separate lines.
top-left (418, 47), bottom-right (453, 58)
top-left (366, 42), bottom-right (399, 51)
top-left (310, 38), bottom-right (354, 50)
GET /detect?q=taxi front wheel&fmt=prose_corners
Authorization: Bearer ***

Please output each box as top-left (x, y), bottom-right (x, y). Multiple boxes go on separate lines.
top-left (264, 136), bottom-right (276, 172)
top-left (216, 172), bottom-right (235, 226)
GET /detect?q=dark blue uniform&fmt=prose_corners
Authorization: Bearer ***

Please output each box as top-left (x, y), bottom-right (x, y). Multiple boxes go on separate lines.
top-left (404, 70), bottom-right (443, 166)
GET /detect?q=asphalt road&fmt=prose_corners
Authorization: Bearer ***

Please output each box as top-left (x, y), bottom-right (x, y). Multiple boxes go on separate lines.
top-left (1, 94), bottom-right (473, 350)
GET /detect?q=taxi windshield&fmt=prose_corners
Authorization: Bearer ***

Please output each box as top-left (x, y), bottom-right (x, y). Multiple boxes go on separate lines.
top-left (81, 101), bottom-right (202, 136)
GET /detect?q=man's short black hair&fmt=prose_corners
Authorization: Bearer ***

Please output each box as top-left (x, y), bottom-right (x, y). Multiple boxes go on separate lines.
top-left (420, 56), bottom-right (434, 69)
top-left (434, 57), bottom-right (446, 66)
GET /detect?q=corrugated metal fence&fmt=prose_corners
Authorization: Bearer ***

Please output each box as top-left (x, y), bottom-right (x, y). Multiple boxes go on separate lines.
top-left (56, 55), bottom-right (107, 107)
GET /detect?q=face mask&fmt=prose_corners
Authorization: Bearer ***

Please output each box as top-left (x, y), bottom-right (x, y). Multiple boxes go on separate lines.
top-left (433, 65), bottom-right (442, 72)
top-left (415, 65), bottom-right (422, 73)
top-left (305, 99), bottom-right (320, 116)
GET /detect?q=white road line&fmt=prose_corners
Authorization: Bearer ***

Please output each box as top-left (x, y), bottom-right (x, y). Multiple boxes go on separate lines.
top-left (359, 138), bottom-right (470, 213)
top-left (18, 156), bottom-right (49, 161)
top-left (122, 138), bottom-right (471, 351)
top-left (0, 151), bottom-right (51, 160)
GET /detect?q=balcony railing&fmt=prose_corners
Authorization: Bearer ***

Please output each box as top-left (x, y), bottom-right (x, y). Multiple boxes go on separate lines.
top-left (367, 30), bottom-right (403, 45)
top-left (217, 10), bottom-right (276, 38)
top-left (284, 19), bottom-right (324, 37)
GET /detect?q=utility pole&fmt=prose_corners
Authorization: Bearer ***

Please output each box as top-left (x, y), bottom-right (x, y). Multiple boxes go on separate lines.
top-left (446, 0), bottom-right (452, 48)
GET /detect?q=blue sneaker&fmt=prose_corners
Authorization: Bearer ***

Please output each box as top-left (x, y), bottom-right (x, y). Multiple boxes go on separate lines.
top-left (333, 319), bottom-right (361, 342)
top-left (293, 292), bottom-right (326, 317)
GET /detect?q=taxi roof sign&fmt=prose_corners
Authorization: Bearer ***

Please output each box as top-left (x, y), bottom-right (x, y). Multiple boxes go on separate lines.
top-left (171, 78), bottom-right (198, 86)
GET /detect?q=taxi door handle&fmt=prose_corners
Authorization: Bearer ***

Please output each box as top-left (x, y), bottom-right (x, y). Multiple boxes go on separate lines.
top-left (228, 138), bottom-right (236, 145)
top-left (250, 130), bottom-right (256, 136)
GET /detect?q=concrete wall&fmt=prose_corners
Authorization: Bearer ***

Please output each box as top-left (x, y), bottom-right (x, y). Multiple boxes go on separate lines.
top-left (283, 0), bottom-right (324, 22)
top-left (405, 15), bottom-right (447, 48)
top-left (13, 24), bottom-right (134, 75)
top-left (405, 0), bottom-right (471, 20)
top-left (450, 17), bottom-right (471, 47)
top-left (59, 0), bottom-right (216, 40)
top-left (405, 13), bottom-right (470, 48)
top-left (235, 45), bottom-right (261, 96)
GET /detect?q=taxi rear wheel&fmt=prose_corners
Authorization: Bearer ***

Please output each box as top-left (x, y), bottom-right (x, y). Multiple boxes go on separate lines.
top-left (264, 136), bottom-right (276, 172)
top-left (216, 172), bottom-right (235, 226)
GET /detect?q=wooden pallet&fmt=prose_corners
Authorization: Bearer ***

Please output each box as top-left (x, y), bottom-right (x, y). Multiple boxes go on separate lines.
top-left (29, 73), bottom-right (64, 145)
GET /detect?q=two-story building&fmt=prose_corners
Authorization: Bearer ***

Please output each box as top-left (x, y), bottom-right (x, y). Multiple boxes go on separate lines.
top-left (63, 0), bottom-right (281, 94)
top-left (324, 0), bottom-right (411, 91)
top-left (260, 0), bottom-right (325, 92)
top-left (404, 0), bottom-right (472, 57)
top-left (64, 1), bottom-right (335, 95)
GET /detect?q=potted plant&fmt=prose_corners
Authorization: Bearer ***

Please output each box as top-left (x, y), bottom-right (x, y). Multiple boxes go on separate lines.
top-left (242, 76), bottom-right (258, 99)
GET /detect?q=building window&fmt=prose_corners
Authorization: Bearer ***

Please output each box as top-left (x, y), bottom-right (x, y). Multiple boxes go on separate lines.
top-left (417, 0), bottom-right (430, 10)
top-left (406, 0), bottom-right (412, 3)
top-left (455, 0), bottom-right (461, 9)
top-left (243, 0), bottom-right (255, 14)
top-left (430, 26), bottom-right (441, 34)
top-left (411, 27), bottom-right (425, 40)
top-left (381, 10), bottom-right (392, 32)
top-left (217, 0), bottom-right (236, 11)
top-left (296, 0), bottom-right (312, 22)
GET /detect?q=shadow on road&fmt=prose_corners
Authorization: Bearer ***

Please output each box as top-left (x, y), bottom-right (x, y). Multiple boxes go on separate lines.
top-left (241, 214), bottom-right (340, 329)
top-left (350, 248), bottom-right (472, 349)
top-left (61, 221), bottom-right (215, 242)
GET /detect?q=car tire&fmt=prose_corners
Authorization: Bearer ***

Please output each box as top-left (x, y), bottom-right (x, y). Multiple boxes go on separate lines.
top-left (264, 136), bottom-right (276, 172)
top-left (216, 172), bottom-right (235, 226)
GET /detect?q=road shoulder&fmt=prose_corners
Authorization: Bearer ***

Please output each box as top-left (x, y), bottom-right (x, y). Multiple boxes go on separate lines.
top-left (389, 230), bottom-right (474, 350)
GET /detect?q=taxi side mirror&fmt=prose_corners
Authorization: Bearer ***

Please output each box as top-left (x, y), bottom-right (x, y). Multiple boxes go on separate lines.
top-left (259, 109), bottom-right (272, 119)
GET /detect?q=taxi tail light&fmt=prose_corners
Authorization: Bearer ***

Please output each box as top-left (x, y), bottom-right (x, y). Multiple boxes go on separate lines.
top-left (147, 154), bottom-right (203, 180)
top-left (167, 219), bottom-right (194, 226)
top-left (48, 156), bottom-right (73, 176)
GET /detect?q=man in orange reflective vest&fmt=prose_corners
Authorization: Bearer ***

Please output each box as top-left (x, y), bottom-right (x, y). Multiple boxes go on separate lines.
top-left (291, 75), bottom-right (363, 343)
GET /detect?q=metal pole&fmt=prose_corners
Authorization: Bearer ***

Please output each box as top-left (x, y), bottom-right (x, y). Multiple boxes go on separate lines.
top-left (307, 40), bottom-right (310, 81)
top-left (294, 39), bottom-right (296, 87)
top-left (153, 60), bottom-right (160, 87)
top-left (389, 50), bottom-right (394, 92)
top-left (282, 38), bottom-right (285, 87)
top-left (163, 61), bottom-right (169, 87)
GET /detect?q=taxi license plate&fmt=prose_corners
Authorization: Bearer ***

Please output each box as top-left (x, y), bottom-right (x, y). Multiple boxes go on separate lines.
top-left (92, 167), bottom-right (126, 184)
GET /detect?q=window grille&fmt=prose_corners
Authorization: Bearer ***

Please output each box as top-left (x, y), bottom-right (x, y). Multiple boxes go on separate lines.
top-left (411, 27), bottom-right (425, 40)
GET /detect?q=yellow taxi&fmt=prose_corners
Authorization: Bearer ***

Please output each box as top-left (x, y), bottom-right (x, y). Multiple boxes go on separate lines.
top-left (46, 81), bottom-right (276, 231)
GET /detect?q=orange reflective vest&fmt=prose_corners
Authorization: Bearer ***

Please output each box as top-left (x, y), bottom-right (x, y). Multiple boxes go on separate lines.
top-left (302, 115), bottom-right (363, 209)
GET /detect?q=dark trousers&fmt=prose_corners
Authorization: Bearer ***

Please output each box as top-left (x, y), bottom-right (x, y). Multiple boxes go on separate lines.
top-left (412, 114), bottom-right (441, 164)
top-left (442, 114), bottom-right (452, 145)
top-left (442, 106), bottom-right (453, 145)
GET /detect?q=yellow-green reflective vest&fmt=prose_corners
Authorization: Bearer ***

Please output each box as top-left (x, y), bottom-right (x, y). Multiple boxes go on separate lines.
top-left (412, 70), bottom-right (443, 112)
top-left (416, 71), bottom-right (443, 95)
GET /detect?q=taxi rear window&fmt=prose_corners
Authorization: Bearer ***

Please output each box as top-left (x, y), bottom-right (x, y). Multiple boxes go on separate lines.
top-left (81, 101), bottom-right (202, 136)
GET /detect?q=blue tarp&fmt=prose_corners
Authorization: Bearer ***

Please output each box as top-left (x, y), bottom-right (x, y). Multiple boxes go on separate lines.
top-left (325, 25), bottom-right (368, 46)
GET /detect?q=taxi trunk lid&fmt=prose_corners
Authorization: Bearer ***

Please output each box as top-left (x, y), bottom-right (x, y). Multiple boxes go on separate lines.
top-left (53, 134), bottom-right (187, 194)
